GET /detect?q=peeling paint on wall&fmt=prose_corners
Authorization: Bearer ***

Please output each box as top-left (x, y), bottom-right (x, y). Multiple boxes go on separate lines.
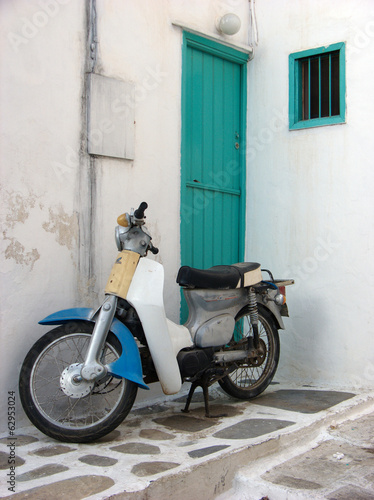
top-left (42, 205), bottom-right (79, 251)
top-left (3, 232), bottom-right (40, 270)
top-left (1, 187), bottom-right (41, 270)
top-left (2, 187), bottom-right (37, 230)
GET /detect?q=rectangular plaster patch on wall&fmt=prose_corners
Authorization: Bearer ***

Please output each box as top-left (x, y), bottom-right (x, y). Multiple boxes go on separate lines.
top-left (87, 73), bottom-right (135, 160)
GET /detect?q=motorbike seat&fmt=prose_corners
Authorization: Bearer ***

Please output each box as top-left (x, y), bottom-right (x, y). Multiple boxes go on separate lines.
top-left (176, 262), bottom-right (262, 289)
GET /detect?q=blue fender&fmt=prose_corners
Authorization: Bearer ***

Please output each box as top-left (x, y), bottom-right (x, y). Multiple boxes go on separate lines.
top-left (39, 308), bottom-right (149, 390)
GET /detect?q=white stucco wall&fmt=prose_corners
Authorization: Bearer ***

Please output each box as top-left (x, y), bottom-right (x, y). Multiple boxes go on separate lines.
top-left (0, 0), bottom-right (252, 429)
top-left (0, 0), bottom-right (87, 430)
top-left (246, 0), bottom-right (374, 389)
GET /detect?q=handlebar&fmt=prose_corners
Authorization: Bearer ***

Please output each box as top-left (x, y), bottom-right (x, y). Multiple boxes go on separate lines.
top-left (149, 242), bottom-right (159, 255)
top-left (134, 201), bottom-right (148, 220)
top-left (133, 202), bottom-right (158, 254)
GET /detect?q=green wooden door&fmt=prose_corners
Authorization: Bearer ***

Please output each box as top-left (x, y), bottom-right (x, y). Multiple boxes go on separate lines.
top-left (180, 32), bottom-right (248, 317)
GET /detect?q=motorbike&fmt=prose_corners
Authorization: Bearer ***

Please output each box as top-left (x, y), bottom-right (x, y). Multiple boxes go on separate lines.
top-left (19, 202), bottom-right (293, 443)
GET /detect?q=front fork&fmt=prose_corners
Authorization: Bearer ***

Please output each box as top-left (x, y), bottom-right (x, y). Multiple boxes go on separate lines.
top-left (80, 294), bottom-right (118, 381)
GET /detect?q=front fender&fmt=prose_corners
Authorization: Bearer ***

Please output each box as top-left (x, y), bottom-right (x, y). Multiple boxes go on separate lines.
top-left (39, 308), bottom-right (149, 390)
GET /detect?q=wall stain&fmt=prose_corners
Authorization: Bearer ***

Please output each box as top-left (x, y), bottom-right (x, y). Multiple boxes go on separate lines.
top-left (3, 233), bottom-right (40, 270)
top-left (77, 274), bottom-right (98, 306)
top-left (42, 205), bottom-right (79, 251)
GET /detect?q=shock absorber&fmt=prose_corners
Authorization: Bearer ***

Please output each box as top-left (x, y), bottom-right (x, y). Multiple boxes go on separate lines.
top-left (248, 288), bottom-right (260, 349)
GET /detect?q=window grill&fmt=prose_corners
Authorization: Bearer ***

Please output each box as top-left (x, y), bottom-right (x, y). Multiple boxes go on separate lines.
top-left (289, 43), bottom-right (345, 130)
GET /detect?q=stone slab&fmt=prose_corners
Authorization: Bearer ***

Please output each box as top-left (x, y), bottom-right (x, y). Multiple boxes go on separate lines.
top-left (0, 451), bottom-right (24, 469)
top-left (79, 454), bottom-right (118, 466)
top-left (188, 444), bottom-right (230, 458)
top-left (131, 461), bottom-right (180, 477)
top-left (2, 475), bottom-right (114, 500)
top-left (253, 389), bottom-right (356, 413)
top-left (268, 474), bottom-right (322, 489)
top-left (154, 414), bottom-right (217, 432)
top-left (32, 445), bottom-right (76, 457)
top-left (191, 404), bottom-right (243, 418)
top-left (213, 418), bottom-right (295, 439)
top-left (111, 442), bottom-right (160, 455)
top-left (17, 463), bottom-right (69, 481)
top-left (139, 429), bottom-right (175, 440)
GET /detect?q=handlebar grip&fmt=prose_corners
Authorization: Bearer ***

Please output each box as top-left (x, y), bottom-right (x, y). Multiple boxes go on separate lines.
top-left (134, 202), bottom-right (148, 219)
top-left (150, 245), bottom-right (159, 255)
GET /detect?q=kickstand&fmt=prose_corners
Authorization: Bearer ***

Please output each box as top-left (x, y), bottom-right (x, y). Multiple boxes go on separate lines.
top-left (181, 375), bottom-right (227, 418)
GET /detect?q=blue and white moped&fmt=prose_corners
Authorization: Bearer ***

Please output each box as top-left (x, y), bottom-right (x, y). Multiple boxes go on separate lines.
top-left (19, 202), bottom-right (293, 442)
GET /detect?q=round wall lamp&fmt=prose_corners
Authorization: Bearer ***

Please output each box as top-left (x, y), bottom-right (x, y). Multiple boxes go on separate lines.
top-left (217, 13), bottom-right (241, 36)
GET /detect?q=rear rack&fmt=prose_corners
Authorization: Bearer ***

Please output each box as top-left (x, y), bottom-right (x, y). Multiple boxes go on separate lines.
top-left (261, 269), bottom-right (294, 288)
top-left (273, 279), bottom-right (294, 287)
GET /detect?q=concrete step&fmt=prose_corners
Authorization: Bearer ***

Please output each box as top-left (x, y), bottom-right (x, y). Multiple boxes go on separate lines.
top-left (217, 404), bottom-right (374, 500)
top-left (1, 383), bottom-right (373, 500)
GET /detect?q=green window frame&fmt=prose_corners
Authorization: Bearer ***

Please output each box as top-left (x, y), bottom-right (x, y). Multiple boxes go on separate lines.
top-left (289, 42), bottom-right (346, 130)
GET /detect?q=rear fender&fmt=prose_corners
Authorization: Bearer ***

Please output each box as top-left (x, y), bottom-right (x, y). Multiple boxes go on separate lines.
top-left (256, 300), bottom-right (285, 330)
top-left (39, 308), bottom-right (149, 390)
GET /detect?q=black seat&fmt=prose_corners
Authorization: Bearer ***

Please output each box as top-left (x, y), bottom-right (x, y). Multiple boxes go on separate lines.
top-left (176, 262), bottom-right (261, 289)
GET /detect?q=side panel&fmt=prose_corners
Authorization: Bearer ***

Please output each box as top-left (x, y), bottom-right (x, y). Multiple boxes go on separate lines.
top-left (184, 288), bottom-right (249, 342)
top-left (127, 258), bottom-right (189, 395)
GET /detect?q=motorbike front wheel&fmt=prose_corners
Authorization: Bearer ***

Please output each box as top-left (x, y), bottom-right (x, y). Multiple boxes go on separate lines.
top-left (19, 321), bottom-right (138, 443)
top-left (218, 305), bottom-right (280, 400)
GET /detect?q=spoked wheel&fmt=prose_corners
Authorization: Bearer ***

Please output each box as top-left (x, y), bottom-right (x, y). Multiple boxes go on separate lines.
top-left (218, 306), bottom-right (280, 399)
top-left (19, 321), bottom-right (138, 443)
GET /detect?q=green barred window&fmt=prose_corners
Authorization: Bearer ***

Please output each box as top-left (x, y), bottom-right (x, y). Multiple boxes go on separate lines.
top-left (289, 43), bottom-right (346, 130)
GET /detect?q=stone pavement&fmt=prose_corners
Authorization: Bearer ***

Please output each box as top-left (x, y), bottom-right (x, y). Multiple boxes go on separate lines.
top-left (0, 383), bottom-right (373, 500)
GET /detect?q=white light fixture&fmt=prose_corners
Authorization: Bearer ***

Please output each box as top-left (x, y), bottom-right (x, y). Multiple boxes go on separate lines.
top-left (217, 13), bottom-right (241, 36)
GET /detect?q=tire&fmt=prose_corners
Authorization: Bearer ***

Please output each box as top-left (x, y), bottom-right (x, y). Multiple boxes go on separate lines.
top-left (218, 305), bottom-right (280, 400)
top-left (19, 321), bottom-right (138, 443)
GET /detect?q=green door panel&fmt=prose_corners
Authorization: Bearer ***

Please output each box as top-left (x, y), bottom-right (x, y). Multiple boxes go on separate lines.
top-left (180, 32), bottom-right (248, 320)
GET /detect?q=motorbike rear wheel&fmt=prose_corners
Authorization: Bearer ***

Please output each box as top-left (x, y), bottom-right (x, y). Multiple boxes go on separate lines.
top-left (19, 321), bottom-right (138, 443)
top-left (218, 305), bottom-right (280, 400)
